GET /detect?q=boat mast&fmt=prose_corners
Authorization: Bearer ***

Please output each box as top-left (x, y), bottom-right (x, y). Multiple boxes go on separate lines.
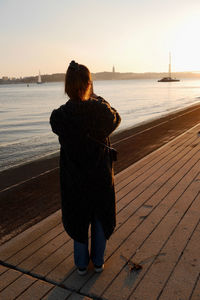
top-left (169, 52), bottom-right (171, 78)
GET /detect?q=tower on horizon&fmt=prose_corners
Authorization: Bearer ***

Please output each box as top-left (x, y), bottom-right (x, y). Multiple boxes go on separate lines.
top-left (112, 65), bottom-right (115, 73)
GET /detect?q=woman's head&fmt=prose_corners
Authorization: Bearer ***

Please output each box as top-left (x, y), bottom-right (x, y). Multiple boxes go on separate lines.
top-left (65, 61), bottom-right (92, 101)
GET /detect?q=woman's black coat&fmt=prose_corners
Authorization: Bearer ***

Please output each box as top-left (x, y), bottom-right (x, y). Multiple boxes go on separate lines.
top-left (50, 96), bottom-right (121, 243)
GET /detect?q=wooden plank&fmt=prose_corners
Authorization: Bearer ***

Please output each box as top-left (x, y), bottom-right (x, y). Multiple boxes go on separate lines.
top-left (0, 265), bottom-right (7, 275)
top-left (101, 183), bottom-right (200, 300)
top-left (0, 268), bottom-right (22, 292)
top-left (0, 271), bottom-right (36, 299)
top-left (42, 286), bottom-right (71, 300)
top-left (116, 142), bottom-right (199, 212)
top-left (15, 279), bottom-right (54, 300)
top-left (17, 231), bottom-right (68, 271)
top-left (115, 132), bottom-right (196, 192)
top-left (115, 146), bottom-right (200, 232)
top-left (7, 223), bottom-right (64, 266)
top-left (116, 132), bottom-right (196, 194)
top-left (115, 124), bottom-right (199, 185)
top-left (190, 275), bottom-right (200, 300)
top-left (46, 254), bottom-right (75, 283)
top-left (127, 193), bottom-right (200, 300)
top-left (114, 123), bottom-right (194, 184)
top-left (32, 239), bottom-right (73, 277)
top-left (0, 210), bottom-right (61, 261)
top-left (158, 221), bottom-right (200, 300)
top-left (77, 160), bottom-right (199, 298)
top-left (116, 137), bottom-right (192, 200)
top-left (116, 143), bottom-right (199, 231)
top-left (67, 293), bottom-right (93, 300)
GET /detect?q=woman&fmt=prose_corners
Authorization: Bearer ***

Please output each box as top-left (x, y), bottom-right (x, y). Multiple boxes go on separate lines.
top-left (50, 61), bottom-right (121, 275)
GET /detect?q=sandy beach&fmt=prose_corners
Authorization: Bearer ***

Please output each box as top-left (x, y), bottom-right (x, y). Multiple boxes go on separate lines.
top-left (0, 103), bottom-right (200, 245)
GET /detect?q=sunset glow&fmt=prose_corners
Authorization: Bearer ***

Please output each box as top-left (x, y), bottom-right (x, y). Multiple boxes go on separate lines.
top-left (0, 0), bottom-right (200, 77)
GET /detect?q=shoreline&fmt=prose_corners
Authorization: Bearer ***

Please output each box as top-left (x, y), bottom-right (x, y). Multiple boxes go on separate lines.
top-left (0, 103), bottom-right (200, 245)
top-left (1, 102), bottom-right (200, 191)
top-left (1, 72), bottom-right (200, 85)
top-left (0, 102), bottom-right (198, 174)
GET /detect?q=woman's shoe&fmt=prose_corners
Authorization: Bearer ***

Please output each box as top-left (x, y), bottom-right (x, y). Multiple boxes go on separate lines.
top-left (94, 264), bottom-right (104, 273)
top-left (77, 267), bottom-right (87, 276)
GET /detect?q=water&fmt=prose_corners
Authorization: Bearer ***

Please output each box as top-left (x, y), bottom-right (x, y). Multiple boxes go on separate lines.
top-left (0, 79), bottom-right (200, 172)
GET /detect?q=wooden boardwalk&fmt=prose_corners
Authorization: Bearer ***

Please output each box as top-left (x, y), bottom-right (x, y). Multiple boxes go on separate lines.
top-left (0, 124), bottom-right (200, 300)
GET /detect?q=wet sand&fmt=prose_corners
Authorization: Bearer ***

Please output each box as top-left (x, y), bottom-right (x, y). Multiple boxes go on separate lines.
top-left (0, 103), bottom-right (200, 245)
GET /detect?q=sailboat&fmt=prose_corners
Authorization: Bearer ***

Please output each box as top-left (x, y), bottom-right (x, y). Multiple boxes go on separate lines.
top-left (37, 71), bottom-right (43, 84)
top-left (158, 53), bottom-right (180, 82)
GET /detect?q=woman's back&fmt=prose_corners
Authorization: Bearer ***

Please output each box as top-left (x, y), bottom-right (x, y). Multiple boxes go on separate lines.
top-left (50, 60), bottom-right (121, 244)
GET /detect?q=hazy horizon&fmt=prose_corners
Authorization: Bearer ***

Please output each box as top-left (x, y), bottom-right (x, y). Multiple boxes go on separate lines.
top-left (1, 0), bottom-right (200, 78)
top-left (2, 69), bottom-right (200, 80)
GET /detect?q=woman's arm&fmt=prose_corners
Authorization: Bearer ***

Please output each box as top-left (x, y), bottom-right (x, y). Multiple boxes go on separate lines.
top-left (91, 97), bottom-right (121, 140)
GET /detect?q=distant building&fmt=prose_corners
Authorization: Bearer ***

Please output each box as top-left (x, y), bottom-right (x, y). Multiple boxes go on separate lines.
top-left (112, 66), bottom-right (115, 73)
top-left (2, 76), bottom-right (9, 80)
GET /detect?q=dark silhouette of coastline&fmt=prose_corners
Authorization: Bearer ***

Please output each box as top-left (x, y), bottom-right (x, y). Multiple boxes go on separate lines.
top-left (1, 71), bottom-right (200, 84)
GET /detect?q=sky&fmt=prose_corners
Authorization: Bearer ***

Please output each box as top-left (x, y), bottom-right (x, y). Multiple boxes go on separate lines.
top-left (0, 0), bottom-right (200, 77)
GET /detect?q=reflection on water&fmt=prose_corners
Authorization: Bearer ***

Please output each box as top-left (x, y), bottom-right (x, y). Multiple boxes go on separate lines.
top-left (0, 79), bottom-right (200, 171)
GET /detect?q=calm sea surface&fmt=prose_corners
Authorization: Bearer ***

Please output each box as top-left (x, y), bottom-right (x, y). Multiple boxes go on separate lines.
top-left (0, 79), bottom-right (200, 172)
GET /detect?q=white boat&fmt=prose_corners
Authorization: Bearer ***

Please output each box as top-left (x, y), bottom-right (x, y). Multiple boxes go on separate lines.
top-left (37, 71), bottom-right (43, 84)
top-left (158, 53), bottom-right (180, 82)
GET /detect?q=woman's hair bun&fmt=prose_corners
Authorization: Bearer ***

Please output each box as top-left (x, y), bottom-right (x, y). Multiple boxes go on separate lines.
top-left (69, 60), bottom-right (79, 71)
top-left (65, 61), bottom-right (91, 100)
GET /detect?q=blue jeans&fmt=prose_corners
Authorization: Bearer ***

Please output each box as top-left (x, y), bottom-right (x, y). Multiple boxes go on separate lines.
top-left (74, 217), bottom-right (106, 268)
